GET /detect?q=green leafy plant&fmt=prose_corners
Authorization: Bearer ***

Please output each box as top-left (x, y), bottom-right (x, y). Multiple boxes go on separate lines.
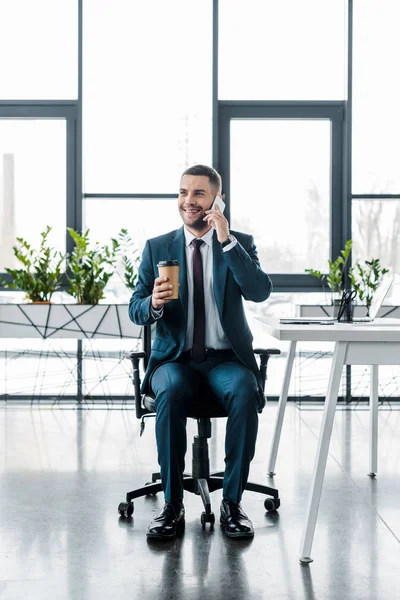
top-left (66, 228), bottom-right (118, 304)
top-left (111, 228), bottom-right (141, 291)
top-left (349, 258), bottom-right (389, 316)
top-left (0, 226), bottom-right (65, 302)
top-left (305, 239), bottom-right (353, 298)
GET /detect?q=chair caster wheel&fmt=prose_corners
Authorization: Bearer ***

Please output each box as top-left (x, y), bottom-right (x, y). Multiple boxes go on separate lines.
top-left (118, 501), bottom-right (134, 518)
top-left (264, 497), bottom-right (280, 512)
top-left (145, 482), bottom-right (157, 497)
top-left (200, 511), bottom-right (215, 528)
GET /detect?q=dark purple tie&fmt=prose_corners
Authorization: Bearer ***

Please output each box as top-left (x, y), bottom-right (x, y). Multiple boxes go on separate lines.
top-left (191, 239), bottom-right (205, 362)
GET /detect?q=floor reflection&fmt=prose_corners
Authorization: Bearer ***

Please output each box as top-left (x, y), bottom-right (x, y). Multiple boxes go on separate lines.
top-left (145, 526), bottom-right (262, 600)
top-left (0, 403), bottom-right (399, 600)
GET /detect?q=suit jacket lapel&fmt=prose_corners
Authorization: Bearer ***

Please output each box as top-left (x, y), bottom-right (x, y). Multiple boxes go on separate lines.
top-left (212, 233), bottom-right (228, 318)
top-left (168, 227), bottom-right (188, 318)
top-left (167, 228), bottom-right (228, 322)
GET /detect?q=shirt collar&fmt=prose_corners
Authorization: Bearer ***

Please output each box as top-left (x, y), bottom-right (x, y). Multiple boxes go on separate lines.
top-left (184, 226), bottom-right (214, 248)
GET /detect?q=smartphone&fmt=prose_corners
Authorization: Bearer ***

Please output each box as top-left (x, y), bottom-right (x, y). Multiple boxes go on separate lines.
top-left (211, 195), bottom-right (226, 214)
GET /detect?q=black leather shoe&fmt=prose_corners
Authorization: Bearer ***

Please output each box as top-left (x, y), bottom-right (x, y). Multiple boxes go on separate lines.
top-left (147, 502), bottom-right (185, 541)
top-left (220, 499), bottom-right (254, 539)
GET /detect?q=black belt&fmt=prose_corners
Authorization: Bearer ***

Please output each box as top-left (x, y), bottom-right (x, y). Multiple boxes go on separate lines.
top-left (181, 348), bottom-right (235, 359)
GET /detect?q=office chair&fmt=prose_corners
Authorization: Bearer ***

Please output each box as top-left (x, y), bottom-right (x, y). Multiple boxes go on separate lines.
top-left (118, 325), bottom-right (281, 526)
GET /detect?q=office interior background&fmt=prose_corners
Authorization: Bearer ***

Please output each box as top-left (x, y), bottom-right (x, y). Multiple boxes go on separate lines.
top-left (1, 0), bottom-right (400, 403)
top-left (0, 1), bottom-right (399, 599)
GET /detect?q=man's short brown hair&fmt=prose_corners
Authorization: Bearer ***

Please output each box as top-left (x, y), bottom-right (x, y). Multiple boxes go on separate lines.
top-left (181, 164), bottom-right (222, 194)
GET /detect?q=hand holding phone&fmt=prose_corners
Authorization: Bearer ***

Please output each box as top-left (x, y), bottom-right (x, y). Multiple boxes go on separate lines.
top-left (205, 194), bottom-right (229, 238)
top-left (211, 195), bottom-right (225, 214)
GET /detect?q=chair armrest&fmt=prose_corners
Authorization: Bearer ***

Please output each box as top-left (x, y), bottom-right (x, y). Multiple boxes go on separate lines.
top-left (254, 348), bottom-right (281, 356)
top-left (125, 351), bottom-right (147, 419)
top-left (126, 350), bottom-right (146, 361)
top-left (253, 348), bottom-right (281, 392)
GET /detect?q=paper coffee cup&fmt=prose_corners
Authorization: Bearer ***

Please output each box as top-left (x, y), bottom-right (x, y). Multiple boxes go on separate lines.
top-left (157, 260), bottom-right (180, 299)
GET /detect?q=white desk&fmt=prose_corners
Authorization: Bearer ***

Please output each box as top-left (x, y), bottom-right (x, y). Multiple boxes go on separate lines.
top-left (256, 317), bottom-right (400, 563)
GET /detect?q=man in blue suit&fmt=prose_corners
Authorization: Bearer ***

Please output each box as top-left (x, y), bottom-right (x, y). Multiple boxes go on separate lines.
top-left (129, 164), bottom-right (272, 540)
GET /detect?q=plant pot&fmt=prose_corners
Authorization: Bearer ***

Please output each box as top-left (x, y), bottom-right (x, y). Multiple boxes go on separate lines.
top-left (298, 304), bottom-right (399, 320)
top-left (332, 298), bottom-right (342, 319)
top-left (0, 303), bottom-right (141, 339)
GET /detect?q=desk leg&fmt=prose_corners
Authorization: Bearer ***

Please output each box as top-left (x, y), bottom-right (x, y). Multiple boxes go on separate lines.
top-left (368, 364), bottom-right (379, 477)
top-left (299, 341), bottom-right (347, 563)
top-left (267, 340), bottom-right (297, 476)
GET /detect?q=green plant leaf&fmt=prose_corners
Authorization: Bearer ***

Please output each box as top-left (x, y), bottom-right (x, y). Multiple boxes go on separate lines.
top-left (305, 240), bottom-right (352, 295)
top-left (1, 226), bottom-right (65, 301)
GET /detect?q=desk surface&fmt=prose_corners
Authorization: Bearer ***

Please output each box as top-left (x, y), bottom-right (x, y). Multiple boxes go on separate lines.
top-left (255, 317), bottom-right (400, 342)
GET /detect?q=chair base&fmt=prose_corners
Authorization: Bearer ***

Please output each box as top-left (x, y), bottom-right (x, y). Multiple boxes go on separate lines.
top-left (125, 470), bottom-right (280, 516)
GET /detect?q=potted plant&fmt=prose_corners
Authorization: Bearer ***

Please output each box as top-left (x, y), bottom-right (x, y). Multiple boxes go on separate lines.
top-left (0, 225), bottom-right (65, 302)
top-left (66, 228), bottom-right (118, 304)
top-left (305, 239), bottom-right (352, 315)
top-left (349, 258), bottom-right (390, 317)
top-left (112, 228), bottom-right (141, 292)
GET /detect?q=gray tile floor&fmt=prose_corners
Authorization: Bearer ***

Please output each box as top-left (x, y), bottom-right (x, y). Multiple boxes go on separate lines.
top-left (0, 401), bottom-right (399, 600)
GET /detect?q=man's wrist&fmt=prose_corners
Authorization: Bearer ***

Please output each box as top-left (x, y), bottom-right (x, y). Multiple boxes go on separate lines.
top-left (150, 304), bottom-right (164, 319)
top-left (220, 234), bottom-right (236, 248)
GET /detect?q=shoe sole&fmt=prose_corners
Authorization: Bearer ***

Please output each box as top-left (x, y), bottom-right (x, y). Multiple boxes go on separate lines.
top-left (146, 532), bottom-right (176, 541)
top-left (146, 519), bottom-right (185, 541)
top-left (220, 518), bottom-right (254, 539)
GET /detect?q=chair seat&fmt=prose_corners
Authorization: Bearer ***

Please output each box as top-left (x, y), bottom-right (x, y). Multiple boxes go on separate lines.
top-left (143, 392), bottom-right (228, 419)
top-left (121, 332), bottom-right (281, 521)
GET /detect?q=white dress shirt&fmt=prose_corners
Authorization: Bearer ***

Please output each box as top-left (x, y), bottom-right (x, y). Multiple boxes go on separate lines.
top-left (151, 227), bottom-right (237, 351)
top-left (183, 227), bottom-right (233, 351)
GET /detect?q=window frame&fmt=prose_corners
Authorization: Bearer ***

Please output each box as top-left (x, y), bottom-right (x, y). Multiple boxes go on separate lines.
top-left (216, 100), bottom-right (346, 292)
top-left (1, 0), bottom-right (400, 403)
top-left (1, 0), bottom-right (398, 289)
top-left (0, 101), bottom-right (80, 283)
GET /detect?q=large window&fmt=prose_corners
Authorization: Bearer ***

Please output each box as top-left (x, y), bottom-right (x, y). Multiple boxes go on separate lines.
top-left (84, 198), bottom-right (179, 253)
top-left (0, 119), bottom-right (67, 271)
top-left (0, 0), bottom-right (78, 100)
top-left (219, 0), bottom-right (347, 101)
top-left (352, 0), bottom-right (400, 194)
top-left (352, 200), bottom-right (400, 266)
top-left (1, 1), bottom-right (400, 402)
top-left (352, 199), bottom-right (400, 302)
top-left (84, 197), bottom-right (179, 301)
top-left (82, 0), bottom-right (213, 194)
top-left (352, 0), bottom-right (400, 302)
top-left (1, 0), bottom-right (399, 286)
top-left (229, 118), bottom-right (331, 274)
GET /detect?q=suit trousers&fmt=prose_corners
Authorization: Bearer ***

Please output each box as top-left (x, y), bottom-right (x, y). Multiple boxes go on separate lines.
top-left (150, 353), bottom-right (260, 504)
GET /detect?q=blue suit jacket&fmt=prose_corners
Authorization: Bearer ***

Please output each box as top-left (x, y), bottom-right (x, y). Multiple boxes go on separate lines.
top-left (129, 226), bottom-right (272, 396)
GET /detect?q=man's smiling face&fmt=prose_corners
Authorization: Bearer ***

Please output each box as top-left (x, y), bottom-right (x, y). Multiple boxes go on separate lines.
top-left (178, 174), bottom-right (216, 233)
